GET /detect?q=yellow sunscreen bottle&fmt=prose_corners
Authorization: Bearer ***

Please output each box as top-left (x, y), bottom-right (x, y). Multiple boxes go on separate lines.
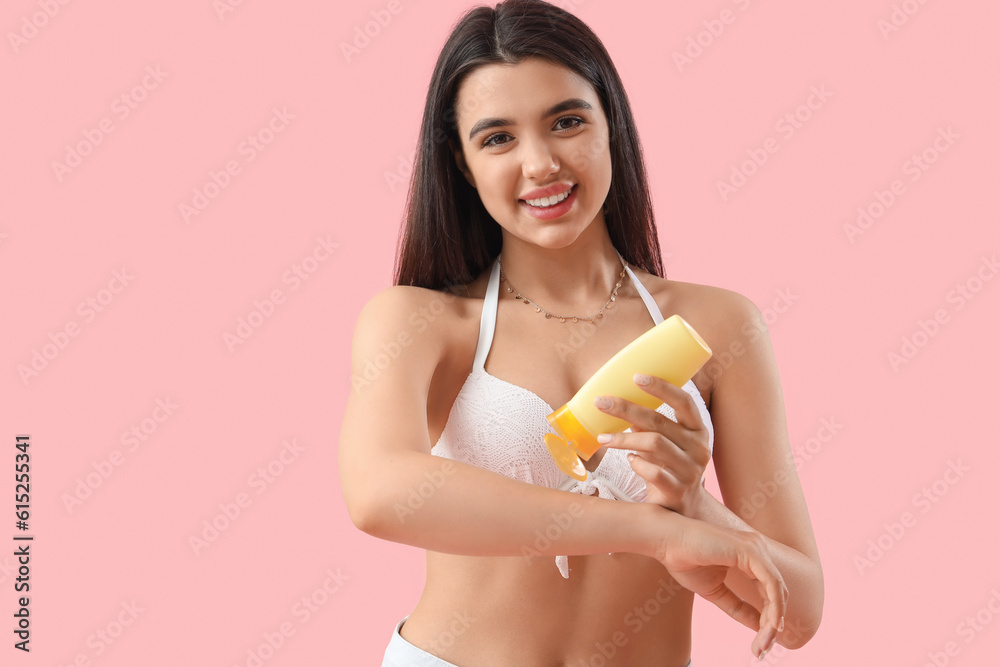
top-left (544, 314), bottom-right (713, 481)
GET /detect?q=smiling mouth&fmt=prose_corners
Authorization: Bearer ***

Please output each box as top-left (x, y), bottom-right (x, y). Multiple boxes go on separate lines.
top-left (520, 184), bottom-right (576, 208)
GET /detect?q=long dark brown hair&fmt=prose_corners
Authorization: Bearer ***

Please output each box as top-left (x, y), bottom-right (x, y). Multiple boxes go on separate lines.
top-left (393, 0), bottom-right (664, 290)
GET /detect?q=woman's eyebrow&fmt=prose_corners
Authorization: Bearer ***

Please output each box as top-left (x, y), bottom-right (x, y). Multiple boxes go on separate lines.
top-left (467, 98), bottom-right (593, 141)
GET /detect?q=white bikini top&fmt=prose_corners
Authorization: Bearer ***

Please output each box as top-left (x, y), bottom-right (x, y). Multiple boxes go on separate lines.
top-left (431, 255), bottom-right (714, 578)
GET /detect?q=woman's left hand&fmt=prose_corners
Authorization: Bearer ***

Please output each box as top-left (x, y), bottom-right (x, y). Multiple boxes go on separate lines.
top-left (594, 373), bottom-right (712, 517)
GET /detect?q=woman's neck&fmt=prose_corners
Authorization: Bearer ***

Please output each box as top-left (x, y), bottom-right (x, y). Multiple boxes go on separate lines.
top-left (497, 228), bottom-right (629, 314)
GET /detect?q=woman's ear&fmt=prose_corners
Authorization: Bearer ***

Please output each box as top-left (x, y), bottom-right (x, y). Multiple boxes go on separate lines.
top-left (450, 138), bottom-right (477, 189)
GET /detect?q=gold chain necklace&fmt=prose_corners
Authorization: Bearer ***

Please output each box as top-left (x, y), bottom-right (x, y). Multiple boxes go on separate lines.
top-left (497, 254), bottom-right (629, 323)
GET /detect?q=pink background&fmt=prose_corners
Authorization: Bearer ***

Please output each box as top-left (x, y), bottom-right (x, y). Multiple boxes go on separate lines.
top-left (2, 0), bottom-right (999, 664)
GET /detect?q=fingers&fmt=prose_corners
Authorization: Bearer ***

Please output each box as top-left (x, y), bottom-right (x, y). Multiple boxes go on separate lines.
top-left (630, 373), bottom-right (703, 430)
top-left (600, 428), bottom-right (710, 479)
top-left (594, 392), bottom-right (684, 443)
top-left (665, 518), bottom-right (788, 660)
top-left (625, 451), bottom-right (679, 485)
top-left (625, 452), bottom-right (689, 503)
top-left (746, 548), bottom-right (788, 636)
top-left (753, 599), bottom-right (779, 660)
top-left (594, 378), bottom-right (709, 461)
top-left (740, 538), bottom-right (788, 659)
top-left (699, 582), bottom-right (762, 633)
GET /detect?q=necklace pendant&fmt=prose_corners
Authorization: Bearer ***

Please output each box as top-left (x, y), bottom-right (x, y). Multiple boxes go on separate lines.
top-left (499, 255), bottom-right (629, 325)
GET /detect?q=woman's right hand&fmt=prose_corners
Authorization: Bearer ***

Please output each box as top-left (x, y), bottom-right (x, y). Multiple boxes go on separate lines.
top-left (653, 511), bottom-right (788, 660)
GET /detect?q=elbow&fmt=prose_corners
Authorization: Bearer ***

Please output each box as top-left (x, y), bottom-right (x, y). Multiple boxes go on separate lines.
top-left (346, 502), bottom-right (378, 537)
top-left (344, 488), bottom-right (403, 541)
top-left (779, 576), bottom-right (824, 649)
top-left (340, 456), bottom-right (400, 539)
top-left (341, 452), bottom-right (430, 541)
top-left (343, 490), bottom-right (390, 538)
top-left (779, 610), bottom-right (822, 649)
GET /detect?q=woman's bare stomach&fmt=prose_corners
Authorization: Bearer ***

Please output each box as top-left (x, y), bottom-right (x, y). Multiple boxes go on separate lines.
top-left (399, 549), bottom-right (695, 666)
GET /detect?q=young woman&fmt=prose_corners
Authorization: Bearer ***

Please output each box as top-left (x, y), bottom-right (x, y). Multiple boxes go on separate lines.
top-left (339, 1), bottom-right (823, 665)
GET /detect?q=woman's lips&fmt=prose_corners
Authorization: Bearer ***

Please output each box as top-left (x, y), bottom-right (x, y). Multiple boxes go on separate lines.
top-left (519, 184), bottom-right (578, 220)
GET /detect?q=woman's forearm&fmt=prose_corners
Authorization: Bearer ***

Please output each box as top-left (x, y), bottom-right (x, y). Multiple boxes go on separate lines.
top-left (690, 489), bottom-right (823, 648)
top-left (351, 450), bottom-right (673, 561)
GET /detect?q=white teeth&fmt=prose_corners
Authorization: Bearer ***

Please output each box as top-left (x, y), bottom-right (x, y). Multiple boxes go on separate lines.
top-left (525, 186), bottom-right (572, 207)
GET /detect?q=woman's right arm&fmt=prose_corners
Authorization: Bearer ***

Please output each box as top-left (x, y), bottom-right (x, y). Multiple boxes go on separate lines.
top-left (338, 286), bottom-right (667, 558)
top-left (337, 286), bottom-right (786, 658)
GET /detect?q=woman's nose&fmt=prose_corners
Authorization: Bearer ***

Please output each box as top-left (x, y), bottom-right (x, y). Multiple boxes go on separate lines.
top-left (521, 138), bottom-right (560, 179)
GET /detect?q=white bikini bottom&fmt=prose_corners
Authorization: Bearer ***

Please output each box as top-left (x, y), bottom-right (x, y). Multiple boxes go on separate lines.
top-left (381, 615), bottom-right (694, 667)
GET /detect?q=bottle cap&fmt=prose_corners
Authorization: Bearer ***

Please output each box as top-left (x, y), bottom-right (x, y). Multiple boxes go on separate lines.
top-left (545, 404), bottom-right (600, 481)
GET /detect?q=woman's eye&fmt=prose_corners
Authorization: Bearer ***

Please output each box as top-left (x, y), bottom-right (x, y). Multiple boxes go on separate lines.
top-left (482, 133), bottom-right (510, 148)
top-left (555, 117), bottom-right (584, 130)
top-left (481, 117), bottom-right (585, 149)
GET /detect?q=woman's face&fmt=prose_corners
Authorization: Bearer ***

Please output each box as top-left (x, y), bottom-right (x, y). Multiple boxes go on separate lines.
top-left (450, 58), bottom-right (613, 250)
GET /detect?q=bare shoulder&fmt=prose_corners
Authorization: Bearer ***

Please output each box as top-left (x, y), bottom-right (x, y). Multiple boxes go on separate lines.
top-left (353, 283), bottom-right (475, 362)
top-left (632, 267), bottom-right (762, 337)
top-left (629, 268), bottom-right (769, 401)
top-left (351, 273), bottom-right (490, 381)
